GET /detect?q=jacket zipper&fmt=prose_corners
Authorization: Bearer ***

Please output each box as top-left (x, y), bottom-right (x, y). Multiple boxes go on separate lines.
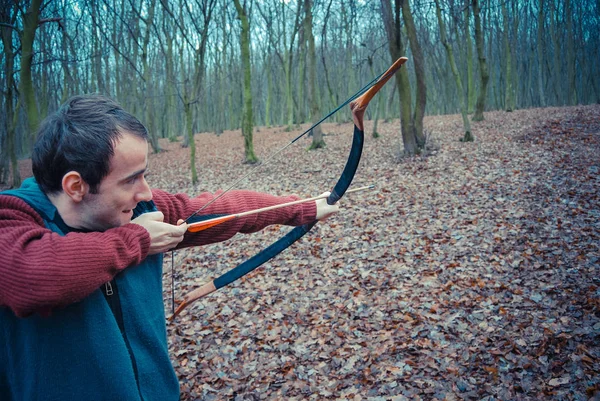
top-left (103, 279), bottom-right (144, 400)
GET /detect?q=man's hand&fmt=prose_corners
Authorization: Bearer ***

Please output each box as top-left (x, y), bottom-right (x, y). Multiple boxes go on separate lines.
top-left (132, 211), bottom-right (188, 255)
top-left (315, 192), bottom-right (340, 221)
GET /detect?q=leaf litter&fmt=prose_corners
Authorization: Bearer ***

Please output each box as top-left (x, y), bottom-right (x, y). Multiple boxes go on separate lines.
top-left (149, 105), bottom-right (600, 400)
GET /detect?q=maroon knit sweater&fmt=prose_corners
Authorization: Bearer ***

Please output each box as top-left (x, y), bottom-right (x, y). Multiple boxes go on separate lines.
top-left (0, 189), bottom-right (316, 317)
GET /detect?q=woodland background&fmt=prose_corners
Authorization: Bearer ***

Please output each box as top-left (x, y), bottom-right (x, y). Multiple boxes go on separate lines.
top-left (1, 0), bottom-right (600, 400)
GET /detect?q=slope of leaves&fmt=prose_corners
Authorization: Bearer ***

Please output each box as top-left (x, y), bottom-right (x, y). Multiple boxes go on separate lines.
top-left (156, 105), bottom-right (600, 400)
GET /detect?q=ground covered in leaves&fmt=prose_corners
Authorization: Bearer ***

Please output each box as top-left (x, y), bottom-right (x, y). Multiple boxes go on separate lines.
top-left (9, 105), bottom-right (597, 400)
top-left (5, 106), bottom-right (598, 399)
top-left (153, 105), bottom-right (600, 401)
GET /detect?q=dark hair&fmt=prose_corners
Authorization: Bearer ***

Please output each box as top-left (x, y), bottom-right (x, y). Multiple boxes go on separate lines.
top-left (32, 94), bottom-right (148, 194)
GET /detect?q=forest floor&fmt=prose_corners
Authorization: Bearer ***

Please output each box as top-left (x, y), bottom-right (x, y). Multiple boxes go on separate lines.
top-left (5, 105), bottom-right (600, 400)
top-left (159, 105), bottom-right (599, 401)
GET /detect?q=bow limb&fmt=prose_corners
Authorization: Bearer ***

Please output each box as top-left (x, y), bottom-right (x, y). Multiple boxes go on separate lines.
top-left (170, 58), bottom-right (408, 320)
top-left (169, 125), bottom-right (362, 320)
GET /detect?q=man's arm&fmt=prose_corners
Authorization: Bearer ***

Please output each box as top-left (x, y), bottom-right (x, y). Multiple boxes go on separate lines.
top-left (151, 189), bottom-right (319, 249)
top-left (0, 195), bottom-right (151, 317)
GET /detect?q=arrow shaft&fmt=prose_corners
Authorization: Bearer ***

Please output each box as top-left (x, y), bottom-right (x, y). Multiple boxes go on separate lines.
top-left (187, 185), bottom-right (374, 233)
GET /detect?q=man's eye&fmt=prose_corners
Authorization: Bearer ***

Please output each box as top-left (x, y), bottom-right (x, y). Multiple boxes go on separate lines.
top-left (126, 172), bottom-right (146, 184)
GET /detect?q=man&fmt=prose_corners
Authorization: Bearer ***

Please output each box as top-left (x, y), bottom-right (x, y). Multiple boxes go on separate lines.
top-left (0, 95), bottom-right (339, 400)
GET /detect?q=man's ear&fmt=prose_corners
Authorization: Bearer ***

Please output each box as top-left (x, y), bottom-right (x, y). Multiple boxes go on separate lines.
top-left (62, 171), bottom-right (89, 202)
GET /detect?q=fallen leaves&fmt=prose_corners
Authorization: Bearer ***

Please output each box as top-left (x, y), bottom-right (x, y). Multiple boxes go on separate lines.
top-left (150, 105), bottom-right (599, 400)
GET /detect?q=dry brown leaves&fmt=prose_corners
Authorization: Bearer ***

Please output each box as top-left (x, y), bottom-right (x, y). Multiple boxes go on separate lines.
top-left (156, 105), bottom-right (600, 400)
top-left (5, 103), bottom-right (598, 400)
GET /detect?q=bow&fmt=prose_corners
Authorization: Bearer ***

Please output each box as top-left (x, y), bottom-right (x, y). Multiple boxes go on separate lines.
top-left (170, 57), bottom-right (408, 319)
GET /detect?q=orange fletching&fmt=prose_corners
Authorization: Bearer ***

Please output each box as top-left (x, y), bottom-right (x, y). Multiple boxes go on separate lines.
top-left (187, 214), bottom-right (237, 233)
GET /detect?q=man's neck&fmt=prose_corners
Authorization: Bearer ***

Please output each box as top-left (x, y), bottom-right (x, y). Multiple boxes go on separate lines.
top-left (48, 192), bottom-right (83, 230)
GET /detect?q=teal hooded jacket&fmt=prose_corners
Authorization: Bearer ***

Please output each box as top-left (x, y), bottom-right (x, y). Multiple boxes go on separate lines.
top-left (0, 178), bottom-right (179, 401)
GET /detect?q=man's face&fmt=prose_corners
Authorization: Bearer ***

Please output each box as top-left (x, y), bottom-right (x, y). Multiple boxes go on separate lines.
top-left (79, 132), bottom-right (152, 231)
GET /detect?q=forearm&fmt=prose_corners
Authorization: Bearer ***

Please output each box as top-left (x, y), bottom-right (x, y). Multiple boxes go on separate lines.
top-left (151, 189), bottom-right (317, 247)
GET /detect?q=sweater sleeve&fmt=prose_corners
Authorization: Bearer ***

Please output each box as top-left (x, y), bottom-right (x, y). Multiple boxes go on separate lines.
top-left (0, 195), bottom-right (151, 317)
top-left (150, 189), bottom-right (317, 249)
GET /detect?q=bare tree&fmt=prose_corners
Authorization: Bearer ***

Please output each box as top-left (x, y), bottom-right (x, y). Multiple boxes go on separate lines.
top-left (1, 1), bottom-right (20, 187)
top-left (20, 0), bottom-right (43, 146)
top-left (401, 0), bottom-right (426, 147)
top-left (305, 0), bottom-right (325, 150)
top-left (381, 0), bottom-right (418, 155)
top-left (536, 0), bottom-right (546, 107)
top-left (472, 0), bottom-right (489, 121)
top-left (464, 0), bottom-right (476, 113)
top-left (434, 0), bottom-right (473, 141)
top-left (233, 0), bottom-right (258, 163)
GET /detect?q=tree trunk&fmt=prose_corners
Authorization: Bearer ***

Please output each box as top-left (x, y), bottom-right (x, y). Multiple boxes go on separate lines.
top-left (142, 0), bottom-right (160, 153)
top-left (164, 15), bottom-right (178, 140)
top-left (265, 55), bottom-right (272, 127)
top-left (233, 0), bottom-right (258, 163)
top-left (91, 0), bottom-right (104, 93)
top-left (179, 41), bottom-right (190, 148)
top-left (305, 0), bottom-right (325, 150)
top-left (464, 0), bottom-right (476, 113)
top-left (285, 59), bottom-right (294, 129)
top-left (502, 1), bottom-right (515, 112)
top-left (549, 0), bottom-right (562, 105)
top-left (385, 82), bottom-right (396, 122)
top-left (282, 2), bottom-right (302, 131)
top-left (381, 0), bottom-right (418, 156)
top-left (320, 0), bottom-right (338, 121)
top-left (435, 0), bottom-right (473, 141)
top-left (472, 0), bottom-right (489, 122)
top-left (216, 1), bottom-right (229, 134)
top-left (184, 101), bottom-right (198, 183)
top-left (60, 10), bottom-right (74, 103)
top-left (402, 0), bottom-right (426, 147)
top-left (537, 0), bottom-right (545, 107)
top-left (297, 25), bottom-right (306, 124)
top-left (1, 4), bottom-right (20, 187)
top-left (20, 0), bottom-right (42, 147)
top-left (565, 0), bottom-right (576, 105)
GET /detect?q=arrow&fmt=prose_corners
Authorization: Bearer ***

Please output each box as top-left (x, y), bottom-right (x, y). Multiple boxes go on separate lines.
top-left (186, 185), bottom-right (375, 233)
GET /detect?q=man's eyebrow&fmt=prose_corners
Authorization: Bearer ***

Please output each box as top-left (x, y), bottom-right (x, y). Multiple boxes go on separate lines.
top-left (123, 164), bottom-right (148, 181)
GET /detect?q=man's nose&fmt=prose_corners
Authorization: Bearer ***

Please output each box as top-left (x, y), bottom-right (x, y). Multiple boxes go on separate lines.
top-left (135, 178), bottom-right (152, 202)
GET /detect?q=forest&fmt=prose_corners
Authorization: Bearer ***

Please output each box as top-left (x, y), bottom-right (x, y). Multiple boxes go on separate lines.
top-left (1, 0), bottom-right (600, 399)
top-left (1, 0), bottom-right (599, 186)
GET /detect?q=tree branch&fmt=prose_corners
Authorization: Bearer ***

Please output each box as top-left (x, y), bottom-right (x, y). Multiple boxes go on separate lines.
top-left (38, 17), bottom-right (62, 25)
top-left (0, 22), bottom-right (17, 30)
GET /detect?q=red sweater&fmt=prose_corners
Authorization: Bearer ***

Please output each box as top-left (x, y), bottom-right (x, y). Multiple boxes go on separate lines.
top-left (0, 189), bottom-right (316, 317)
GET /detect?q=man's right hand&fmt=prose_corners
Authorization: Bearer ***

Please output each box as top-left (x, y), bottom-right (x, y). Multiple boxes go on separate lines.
top-left (132, 211), bottom-right (188, 255)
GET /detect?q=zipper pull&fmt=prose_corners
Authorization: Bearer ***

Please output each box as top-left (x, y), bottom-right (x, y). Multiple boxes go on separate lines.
top-left (105, 281), bottom-right (114, 296)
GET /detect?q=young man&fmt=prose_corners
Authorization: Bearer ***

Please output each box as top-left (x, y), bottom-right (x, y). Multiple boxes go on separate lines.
top-left (0, 95), bottom-right (339, 400)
